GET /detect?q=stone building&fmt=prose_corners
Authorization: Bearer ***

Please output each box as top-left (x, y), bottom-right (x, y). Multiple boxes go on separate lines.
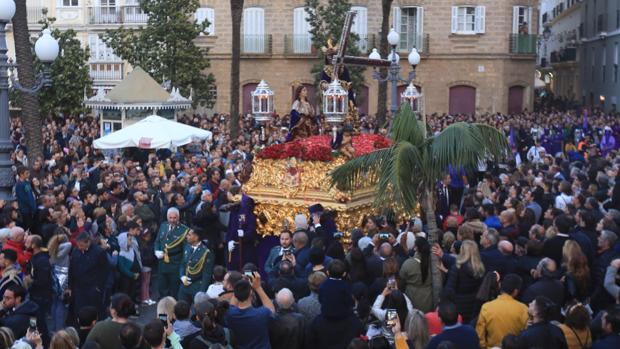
top-left (13, 0), bottom-right (539, 116)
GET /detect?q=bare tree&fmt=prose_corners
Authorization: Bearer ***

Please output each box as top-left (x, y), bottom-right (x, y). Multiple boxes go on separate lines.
top-left (376, 0), bottom-right (393, 129)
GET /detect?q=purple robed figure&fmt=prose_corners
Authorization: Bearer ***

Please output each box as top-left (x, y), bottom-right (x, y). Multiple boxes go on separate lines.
top-left (226, 194), bottom-right (258, 271)
top-left (601, 126), bottom-right (616, 156)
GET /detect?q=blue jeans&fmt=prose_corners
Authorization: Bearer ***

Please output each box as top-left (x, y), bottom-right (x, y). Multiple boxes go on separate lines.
top-left (50, 298), bottom-right (67, 332)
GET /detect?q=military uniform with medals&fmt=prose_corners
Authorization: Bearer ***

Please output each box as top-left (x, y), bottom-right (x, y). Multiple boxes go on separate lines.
top-left (177, 239), bottom-right (214, 304)
top-left (155, 222), bottom-right (189, 298)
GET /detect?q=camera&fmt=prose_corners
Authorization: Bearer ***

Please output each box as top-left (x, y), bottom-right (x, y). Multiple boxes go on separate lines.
top-left (282, 248), bottom-right (292, 256)
top-left (387, 277), bottom-right (396, 289)
top-left (29, 317), bottom-right (37, 331)
top-left (158, 314), bottom-right (168, 328)
top-left (333, 232), bottom-right (344, 239)
top-left (386, 309), bottom-right (397, 327)
top-left (244, 270), bottom-right (254, 278)
top-left (379, 233), bottom-right (390, 240)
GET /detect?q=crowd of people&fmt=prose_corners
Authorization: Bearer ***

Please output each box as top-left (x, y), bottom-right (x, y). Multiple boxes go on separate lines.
top-left (0, 103), bottom-right (620, 349)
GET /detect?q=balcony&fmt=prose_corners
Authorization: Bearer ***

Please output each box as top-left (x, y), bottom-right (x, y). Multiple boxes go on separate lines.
top-left (27, 6), bottom-right (45, 24)
top-left (509, 34), bottom-right (537, 55)
top-left (88, 6), bottom-right (148, 25)
top-left (284, 35), bottom-right (314, 55)
top-left (90, 62), bottom-right (124, 82)
top-left (241, 35), bottom-right (272, 55)
top-left (550, 47), bottom-right (577, 64)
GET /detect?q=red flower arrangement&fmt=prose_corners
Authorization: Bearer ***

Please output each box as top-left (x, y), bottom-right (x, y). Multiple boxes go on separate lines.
top-left (257, 134), bottom-right (391, 162)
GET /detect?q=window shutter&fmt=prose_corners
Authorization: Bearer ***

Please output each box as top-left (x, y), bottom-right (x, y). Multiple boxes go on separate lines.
top-left (393, 7), bottom-right (402, 34)
top-left (416, 7), bottom-right (424, 52)
top-left (527, 7), bottom-right (532, 33)
top-left (512, 6), bottom-right (520, 33)
top-left (451, 6), bottom-right (458, 33)
top-left (475, 6), bottom-right (486, 34)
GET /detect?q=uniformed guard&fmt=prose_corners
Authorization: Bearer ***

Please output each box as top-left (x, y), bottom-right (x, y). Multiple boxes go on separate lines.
top-left (155, 207), bottom-right (189, 298)
top-left (177, 226), bottom-right (214, 304)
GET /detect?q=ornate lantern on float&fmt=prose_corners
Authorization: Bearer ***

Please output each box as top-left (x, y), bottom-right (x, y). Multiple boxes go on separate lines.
top-left (251, 80), bottom-right (274, 141)
top-left (400, 82), bottom-right (421, 112)
top-left (322, 79), bottom-right (348, 140)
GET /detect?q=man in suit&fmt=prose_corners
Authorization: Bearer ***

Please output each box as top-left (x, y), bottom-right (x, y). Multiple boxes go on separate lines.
top-left (264, 231), bottom-right (295, 280)
top-left (14, 167), bottom-right (36, 230)
top-left (177, 227), bottom-right (214, 304)
top-left (436, 174), bottom-right (451, 221)
top-left (155, 208), bottom-right (189, 298)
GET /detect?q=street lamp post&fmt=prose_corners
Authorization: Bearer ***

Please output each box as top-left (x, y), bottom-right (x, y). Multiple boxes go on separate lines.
top-left (251, 80), bottom-right (274, 142)
top-left (369, 28), bottom-right (421, 117)
top-left (0, 0), bottom-right (59, 199)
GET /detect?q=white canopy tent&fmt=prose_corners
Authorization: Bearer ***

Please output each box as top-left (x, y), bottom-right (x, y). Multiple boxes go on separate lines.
top-left (93, 115), bottom-right (212, 149)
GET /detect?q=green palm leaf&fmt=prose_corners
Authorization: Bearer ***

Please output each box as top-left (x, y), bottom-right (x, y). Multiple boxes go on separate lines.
top-left (330, 147), bottom-right (393, 192)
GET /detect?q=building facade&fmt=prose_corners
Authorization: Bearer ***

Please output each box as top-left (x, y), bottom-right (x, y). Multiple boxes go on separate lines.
top-left (14, 0), bottom-right (538, 116)
top-left (538, 0), bottom-right (582, 101)
top-left (579, 0), bottom-right (620, 112)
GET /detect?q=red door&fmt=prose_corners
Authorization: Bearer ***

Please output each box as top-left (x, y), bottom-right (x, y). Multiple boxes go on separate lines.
top-left (242, 83), bottom-right (259, 114)
top-left (508, 86), bottom-right (525, 114)
top-left (449, 85), bottom-right (476, 115)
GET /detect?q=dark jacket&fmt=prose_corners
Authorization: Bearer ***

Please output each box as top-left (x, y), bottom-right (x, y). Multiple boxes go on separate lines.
top-left (445, 262), bottom-right (484, 324)
top-left (268, 275), bottom-right (308, 301)
top-left (15, 179), bottom-right (36, 215)
top-left (307, 314), bottom-right (363, 349)
top-left (517, 322), bottom-right (568, 349)
top-left (68, 245), bottom-right (110, 291)
top-left (268, 309), bottom-right (305, 349)
top-left (591, 248), bottom-right (619, 311)
top-left (0, 300), bottom-right (39, 338)
top-left (193, 201), bottom-right (222, 248)
top-left (543, 234), bottom-right (570, 266)
top-left (521, 276), bottom-right (565, 321)
top-left (27, 251), bottom-right (52, 300)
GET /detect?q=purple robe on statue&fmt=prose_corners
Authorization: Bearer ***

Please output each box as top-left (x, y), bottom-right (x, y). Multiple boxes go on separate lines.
top-left (226, 194), bottom-right (258, 271)
top-left (601, 128), bottom-right (616, 156)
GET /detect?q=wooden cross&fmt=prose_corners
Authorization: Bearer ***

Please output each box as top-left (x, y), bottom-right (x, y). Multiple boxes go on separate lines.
top-left (330, 10), bottom-right (392, 79)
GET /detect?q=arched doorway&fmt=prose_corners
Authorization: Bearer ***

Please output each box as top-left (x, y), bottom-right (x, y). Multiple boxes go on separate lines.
top-left (449, 85), bottom-right (476, 115)
top-left (242, 82), bottom-right (259, 114)
top-left (508, 86), bottom-right (525, 114)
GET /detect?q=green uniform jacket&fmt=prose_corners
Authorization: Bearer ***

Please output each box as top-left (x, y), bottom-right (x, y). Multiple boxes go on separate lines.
top-left (155, 222), bottom-right (189, 273)
top-left (179, 242), bottom-right (214, 291)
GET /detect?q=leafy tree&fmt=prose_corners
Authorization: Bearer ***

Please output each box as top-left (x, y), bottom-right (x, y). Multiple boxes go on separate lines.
top-left (35, 13), bottom-right (91, 117)
top-left (102, 0), bottom-right (215, 107)
top-left (304, 0), bottom-right (365, 102)
top-left (330, 104), bottom-right (510, 305)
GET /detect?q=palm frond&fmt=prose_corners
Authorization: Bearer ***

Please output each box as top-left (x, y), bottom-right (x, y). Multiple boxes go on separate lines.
top-left (390, 103), bottom-right (425, 146)
top-left (428, 122), bottom-right (510, 173)
top-left (329, 147), bottom-right (393, 191)
top-left (388, 141), bottom-right (425, 212)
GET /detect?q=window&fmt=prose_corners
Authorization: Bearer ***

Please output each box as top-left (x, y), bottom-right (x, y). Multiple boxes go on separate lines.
top-left (243, 7), bottom-right (265, 53)
top-left (292, 7), bottom-right (311, 53)
top-left (614, 43), bottom-right (618, 83)
top-left (393, 7), bottom-right (424, 52)
top-left (351, 6), bottom-right (368, 52)
top-left (451, 6), bottom-right (485, 34)
top-left (195, 8), bottom-right (215, 35)
top-left (58, 0), bottom-right (78, 6)
top-left (512, 6), bottom-right (532, 34)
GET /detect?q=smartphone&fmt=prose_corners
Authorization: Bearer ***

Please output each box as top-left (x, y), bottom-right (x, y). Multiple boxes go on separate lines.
top-left (387, 277), bottom-right (396, 289)
top-left (379, 233), bottom-right (390, 240)
top-left (29, 317), bottom-right (37, 331)
top-left (386, 309), bottom-right (397, 327)
top-left (158, 314), bottom-right (168, 328)
top-left (244, 270), bottom-right (254, 278)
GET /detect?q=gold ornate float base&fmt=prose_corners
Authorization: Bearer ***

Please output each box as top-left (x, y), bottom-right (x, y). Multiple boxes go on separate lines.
top-left (245, 157), bottom-right (376, 237)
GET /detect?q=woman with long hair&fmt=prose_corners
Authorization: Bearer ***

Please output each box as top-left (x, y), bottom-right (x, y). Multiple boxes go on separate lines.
top-left (189, 307), bottom-right (232, 349)
top-left (48, 229), bottom-right (73, 332)
top-left (562, 240), bottom-right (591, 303)
top-left (287, 85), bottom-right (316, 141)
top-left (399, 237), bottom-right (433, 312)
top-left (49, 330), bottom-right (77, 349)
top-left (444, 240), bottom-right (486, 323)
top-left (369, 257), bottom-right (400, 301)
top-left (403, 310), bottom-right (430, 349)
top-left (85, 293), bottom-right (135, 349)
top-left (558, 302), bottom-right (592, 349)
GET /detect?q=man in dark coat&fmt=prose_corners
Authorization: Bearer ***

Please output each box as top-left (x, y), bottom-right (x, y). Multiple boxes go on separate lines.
top-left (268, 261), bottom-right (308, 300)
top-left (0, 284), bottom-right (39, 339)
top-left (25, 235), bottom-right (51, 345)
top-left (521, 257), bottom-right (565, 321)
top-left (68, 232), bottom-right (110, 320)
top-left (225, 194), bottom-right (258, 271)
top-left (269, 288), bottom-right (305, 349)
top-left (517, 296), bottom-right (568, 349)
top-left (592, 230), bottom-right (619, 312)
top-left (14, 167), bottom-right (36, 230)
top-left (193, 190), bottom-right (222, 252)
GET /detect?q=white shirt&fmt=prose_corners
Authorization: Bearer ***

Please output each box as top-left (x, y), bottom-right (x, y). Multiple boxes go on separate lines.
top-left (527, 146), bottom-right (546, 164)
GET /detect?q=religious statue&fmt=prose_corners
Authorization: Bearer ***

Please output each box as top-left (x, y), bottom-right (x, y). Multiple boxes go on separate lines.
top-left (287, 85), bottom-right (318, 141)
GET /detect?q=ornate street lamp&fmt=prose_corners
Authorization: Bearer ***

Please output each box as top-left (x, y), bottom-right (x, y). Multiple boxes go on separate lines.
top-left (322, 79), bottom-right (348, 141)
top-left (400, 82), bottom-right (421, 111)
top-left (369, 28), bottom-right (421, 117)
top-left (251, 80), bottom-right (274, 141)
top-left (0, 0), bottom-right (59, 199)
